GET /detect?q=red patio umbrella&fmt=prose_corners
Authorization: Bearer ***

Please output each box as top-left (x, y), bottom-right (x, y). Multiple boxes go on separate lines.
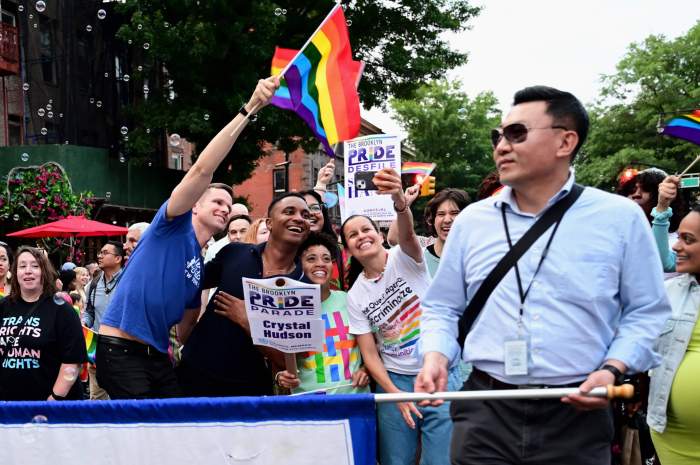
top-left (7, 215), bottom-right (128, 238)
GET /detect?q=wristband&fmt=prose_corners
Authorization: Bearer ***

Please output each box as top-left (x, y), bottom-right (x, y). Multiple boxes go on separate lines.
top-left (51, 390), bottom-right (67, 401)
top-left (600, 364), bottom-right (625, 386)
top-left (238, 104), bottom-right (257, 122)
top-left (313, 185), bottom-right (327, 192)
top-left (393, 202), bottom-right (407, 213)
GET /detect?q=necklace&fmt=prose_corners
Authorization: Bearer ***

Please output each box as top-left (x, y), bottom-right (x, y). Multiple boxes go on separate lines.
top-left (362, 252), bottom-right (388, 282)
top-left (103, 270), bottom-right (123, 295)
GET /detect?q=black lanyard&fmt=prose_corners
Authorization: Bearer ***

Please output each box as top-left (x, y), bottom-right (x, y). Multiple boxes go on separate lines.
top-left (500, 203), bottom-right (562, 320)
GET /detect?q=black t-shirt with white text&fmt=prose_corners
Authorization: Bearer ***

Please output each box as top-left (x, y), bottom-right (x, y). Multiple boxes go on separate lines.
top-left (0, 296), bottom-right (87, 400)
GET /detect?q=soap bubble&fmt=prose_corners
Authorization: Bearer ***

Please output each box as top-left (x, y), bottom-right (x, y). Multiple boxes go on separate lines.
top-left (46, 103), bottom-right (52, 111)
top-left (137, 24), bottom-right (143, 30)
top-left (123, 135), bottom-right (128, 141)
top-left (89, 98), bottom-right (95, 104)
top-left (12, 214), bottom-right (19, 221)
top-left (38, 198), bottom-right (46, 205)
top-left (22, 83), bottom-right (29, 91)
top-left (59, 113), bottom-right (63, 118)
top-left (142, 84), bottom-right (149, 93)
top-left (282, 9), bottom-right (287, 14)
top-left (47, 111), bottom-right (53, 118)
top-left (32, 23), bottom-right (37, 29)
top-left (35, 1), bottom-right (46, 12)
top-left (203, 113), bottom-right (209, 121)
top-left (29, 14), bottom-right (34, 19)
top-left (346, 19), bottom-right (352, 26)
top-left (143, 42), bottom-right (150, 50)
top-left (40, 127), bottom-right (48, 135)
top-left (274, 7), bottom-right (282, 15)
top-left (119, 155), bottom-right (125, 163)
top-left (146, 128), bottom-right (151, 134)
top-left (97, 9), bottom-right (106, 20)
top-left (104, 72), bottom-right (109, 78)
top-left (137, 65), bottom-right (143, 72)
top-left (53, 293), bottom-right (66, 305)
top-left (127, 39), bottom-right (132, 45)
top-left (164, 22), bottom-right (170, 28)
top-left (86, 25), bottom-right (92, 32)
top-left (123, 74), bottom-right (130, 82)
top-left (31, 415), bottom-right (48, 424)
top-left (169, 133), bottom-right (181, 146)
top-left (120, 126), bottom-right (128, 135)
top-left (21, 153), bottom-right (29, 162)
top-left (37, 108), bottom-right (45, 117)
top-left (95, 101), bottom-right (102, 108)
top-left (202, 87), bottom-right (207, 94)
top-left (18, 5), bottom-right (24, 12)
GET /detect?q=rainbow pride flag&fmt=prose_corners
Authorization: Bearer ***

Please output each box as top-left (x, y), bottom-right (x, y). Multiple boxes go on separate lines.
top-left (401, 161), bottom-right (436, 177)
top-left (270, 4), bottom-right (362, 157)
top-left (662, 110), bottom-right (700, 146)
top-left (82, 326), bottom-right (97, 365)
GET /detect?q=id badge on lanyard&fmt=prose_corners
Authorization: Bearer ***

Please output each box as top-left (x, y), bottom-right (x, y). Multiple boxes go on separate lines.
top-left (504, 313), bottom-right (529, 376)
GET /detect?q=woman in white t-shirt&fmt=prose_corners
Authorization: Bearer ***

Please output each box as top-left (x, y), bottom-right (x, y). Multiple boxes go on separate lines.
top-left (341, 168), bottom-right (458, 465)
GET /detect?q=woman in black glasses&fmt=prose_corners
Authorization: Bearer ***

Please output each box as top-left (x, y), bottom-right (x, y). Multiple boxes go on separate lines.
top-left (0, 242), bottom-right (11, 298)
top-left (0, 246), bottom-right (87, 400)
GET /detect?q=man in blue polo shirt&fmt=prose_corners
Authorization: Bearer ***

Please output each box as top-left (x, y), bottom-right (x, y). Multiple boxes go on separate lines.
top-left (95, 77), bottom-right (279, 399)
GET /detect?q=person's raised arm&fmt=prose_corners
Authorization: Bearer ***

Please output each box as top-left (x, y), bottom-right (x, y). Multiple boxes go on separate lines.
top-left (373, 168), bottom-right (422, 262)
top-left (166, 77), bottom-right (280, 219)
top-left (386, 184), bottom-right (420, 247)
top-left (652, 175), bottom-right (679, 272)
top-left (314, 159), bottom-right (335, 196)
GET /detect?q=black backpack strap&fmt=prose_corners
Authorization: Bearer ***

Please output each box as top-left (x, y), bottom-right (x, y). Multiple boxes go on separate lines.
top-left (457, 184), bottom-right (585, 348)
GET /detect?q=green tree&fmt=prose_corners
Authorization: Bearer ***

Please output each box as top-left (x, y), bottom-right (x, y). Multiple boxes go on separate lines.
top-left (113, 0), bottom-right (481, 183)
top-left (391, 80), bottom-right (501, 195)
top-left (576, 21), bottom-right (700, 189)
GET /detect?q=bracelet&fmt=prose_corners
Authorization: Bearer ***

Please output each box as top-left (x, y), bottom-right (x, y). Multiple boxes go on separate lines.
top-left (313, 185), bottom-right (327, 192)
top-left (238, 104), bottom-right (257, 122)
top-left (51, 390), bottom-right (67, 401)
top-left (393, 202), bottom-right (407, 213)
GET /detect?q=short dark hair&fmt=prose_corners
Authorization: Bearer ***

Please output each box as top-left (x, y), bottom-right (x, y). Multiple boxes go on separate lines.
top-left (424, 189), bottom-right (470, 236)
top-left (267, 192), bottom-right (307, 217)
top-left (105, 240), bottom-right (125, 259)
top-left (513, 86), bottom-right (589, 160)
top-left (228, 214), bottom-right (252, 227)
top-left (207, 182), bottom-right (233, 198)
top-left (299, 232), bottom-right (339, 259)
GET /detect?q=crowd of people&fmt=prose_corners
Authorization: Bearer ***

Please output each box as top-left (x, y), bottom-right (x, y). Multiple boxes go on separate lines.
top-left (0, 79), bottom-right (697, 465)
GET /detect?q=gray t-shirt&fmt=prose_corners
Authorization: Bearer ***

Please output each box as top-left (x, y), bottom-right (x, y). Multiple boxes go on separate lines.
top-left (82, 268), bottom-right (124, 331)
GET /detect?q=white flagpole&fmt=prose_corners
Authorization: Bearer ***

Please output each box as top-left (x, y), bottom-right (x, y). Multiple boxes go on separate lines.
top-left (373, 384), bottom-right (634, 403)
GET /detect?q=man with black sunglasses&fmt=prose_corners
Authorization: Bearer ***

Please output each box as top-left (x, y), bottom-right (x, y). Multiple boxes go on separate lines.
top-left (415, 86), bottom-right (671, 465)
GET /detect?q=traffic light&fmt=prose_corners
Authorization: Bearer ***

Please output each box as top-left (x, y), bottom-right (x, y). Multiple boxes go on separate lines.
top-left (420, 176), bottom-right (436, 197)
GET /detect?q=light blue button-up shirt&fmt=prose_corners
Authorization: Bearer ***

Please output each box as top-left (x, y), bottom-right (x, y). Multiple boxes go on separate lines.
top-left (419, 173), bottom-right (672, 385)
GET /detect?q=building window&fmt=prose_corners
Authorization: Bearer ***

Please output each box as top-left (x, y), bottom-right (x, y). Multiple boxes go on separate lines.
top-left (39, 17), bottom-right (56, 84)
top-left (273, 168), bottom-right (286, 194)
top-left (7, 114), bottom-right (20, 145)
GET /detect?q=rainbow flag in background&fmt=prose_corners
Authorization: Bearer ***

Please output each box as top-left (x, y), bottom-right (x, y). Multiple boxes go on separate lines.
top-left (661, 110), bottom-right (700, 146)
top-left (82, 326), bottom-right (97, 365)
top-left (401, 161), bottom-right (436, 177)
top-left (270, 4), bottom-right (362, 157)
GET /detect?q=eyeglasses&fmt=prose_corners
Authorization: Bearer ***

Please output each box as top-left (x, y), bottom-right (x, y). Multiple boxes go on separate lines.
top-left (490, 123), bottom-right (568, 148)
top-left (307, 203), bottom-right (323, 213)
top-left (97, 251), bottom-right (116, 257)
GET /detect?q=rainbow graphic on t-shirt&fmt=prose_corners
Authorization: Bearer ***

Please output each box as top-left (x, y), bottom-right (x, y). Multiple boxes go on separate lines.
top-left (381, 294), bottom-right (421, 349)
top-left (300, 310), bottom-right (359, 384)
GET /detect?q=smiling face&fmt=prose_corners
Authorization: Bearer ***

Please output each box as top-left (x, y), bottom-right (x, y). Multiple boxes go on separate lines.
top-left (16, 251), bottom-right (42, 297)
top-left (303, 194), bottom-right (325, 233)
top-left (673, 211), bottom-right (700, 275)
top-left (76, 268), bottom-right (90, 287)
top-left (434, 199), bottom-right (460, 242)
top-left (301, 244), bottom-right (333, 286)
top-left (267, 196), bottom-right (311, 246)
top-left (342, 216), bottom-right (383, 261)
top-left (193, 187), bottom-right (233, 235)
